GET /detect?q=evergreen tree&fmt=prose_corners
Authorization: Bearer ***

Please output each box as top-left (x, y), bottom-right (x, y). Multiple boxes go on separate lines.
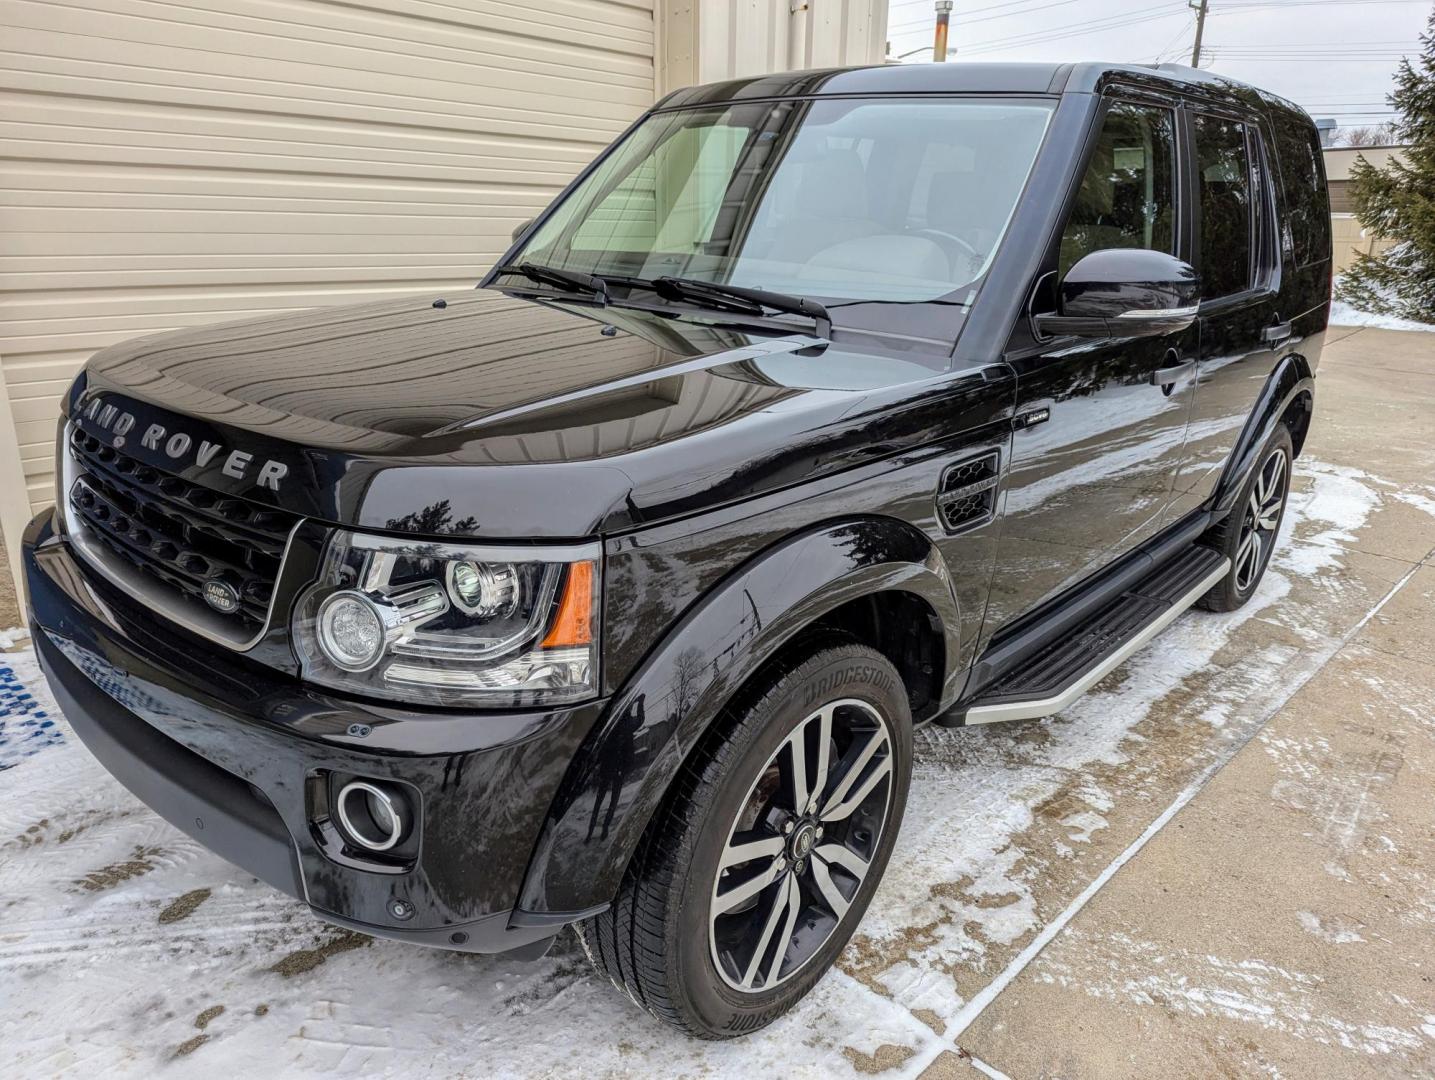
top-left (1334, 9), bottom-right (1435, 321)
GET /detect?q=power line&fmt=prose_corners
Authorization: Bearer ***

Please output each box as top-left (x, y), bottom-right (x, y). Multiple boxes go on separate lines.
top-left (1212, 53), bottom-right (1410, 59)
top-left (1216, 0), bottom-right (1425, 8)
top-left (887, 0), bottom-right (1089, 34)
top-left (904, 3), bottom-right (1177, 52)
top-left (886, 0), bottom-right (1063, 14)
top-left (1211, 46), bottom-right (1412, 53)
top-left (1212, 39), bottom-right (1418, 47)
top-left (954, 3), bottom-right (1188, 54)
top-left (1151, 14), bottom-right (1198, 62)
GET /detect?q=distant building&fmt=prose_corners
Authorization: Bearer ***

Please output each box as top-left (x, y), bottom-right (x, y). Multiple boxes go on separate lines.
top-left (1323, 144), bottom-right (1408, 274)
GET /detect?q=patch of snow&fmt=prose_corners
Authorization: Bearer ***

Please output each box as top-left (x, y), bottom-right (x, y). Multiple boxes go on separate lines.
top-left (1037, 932), bottom-right (1427, 1055)
top-left (1329, 301), bottom-right (1435, 333)
top-left (1059, 810), bottom-right (1108, 844)
top-left (1392, 490), bottom-right (1435, 518)
top-left (1297, 911), bottom-right (1365, 945)
top-left (1274, 461), bottom-right (1384, 577)
top-left (0, 626), bottom-right (31, 650)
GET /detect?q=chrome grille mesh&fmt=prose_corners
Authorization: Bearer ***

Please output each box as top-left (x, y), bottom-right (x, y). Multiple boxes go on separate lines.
top-left (67, 428), bottom-right (299, 636)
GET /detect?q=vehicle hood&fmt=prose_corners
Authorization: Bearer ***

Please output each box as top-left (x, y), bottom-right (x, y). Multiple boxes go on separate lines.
top-left (70, 290), bottom-right (1000, 537)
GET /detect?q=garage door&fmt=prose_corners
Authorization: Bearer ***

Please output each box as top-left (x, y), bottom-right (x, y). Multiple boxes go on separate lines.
top-left (0, 0), bottom-right (655, 517)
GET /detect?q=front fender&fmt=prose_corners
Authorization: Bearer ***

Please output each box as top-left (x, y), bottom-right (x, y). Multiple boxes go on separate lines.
top-left (515, 517), bottom-right (960, 916)
top-left (1212, 352), bottom-right (1314, 518)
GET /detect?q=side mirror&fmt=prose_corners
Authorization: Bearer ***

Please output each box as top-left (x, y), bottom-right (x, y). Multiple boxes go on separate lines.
top-left (1035, 249), bottom-right (1200, 339)
top-left (511, 217), bottom-right (537, 244)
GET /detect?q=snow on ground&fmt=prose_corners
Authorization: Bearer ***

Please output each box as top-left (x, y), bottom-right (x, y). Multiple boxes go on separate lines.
top-left (1329, 301), bottom-right (1435, 333)
top-left (0, 458), bottom-right (1426, 1078)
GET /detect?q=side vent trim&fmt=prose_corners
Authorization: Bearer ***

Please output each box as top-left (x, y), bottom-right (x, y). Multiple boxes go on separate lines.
top-left (936, 450), bottom-right (1000, 535)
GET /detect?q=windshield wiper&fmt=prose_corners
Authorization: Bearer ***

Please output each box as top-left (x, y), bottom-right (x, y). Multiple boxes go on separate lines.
top-left (492, 262), bottom-right (610, 304)
top-left (650, 276), bottom-right (832, 339)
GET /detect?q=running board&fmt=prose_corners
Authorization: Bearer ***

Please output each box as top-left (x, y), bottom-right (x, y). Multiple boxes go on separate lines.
top-left (960, 546), bottom-right (1230, 725)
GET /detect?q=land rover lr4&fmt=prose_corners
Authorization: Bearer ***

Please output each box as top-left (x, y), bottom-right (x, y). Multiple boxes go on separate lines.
top-left (25, 62), bottom-right (1330, 1038)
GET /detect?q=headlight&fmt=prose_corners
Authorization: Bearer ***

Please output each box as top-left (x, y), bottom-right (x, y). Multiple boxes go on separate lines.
top-left (293, 529), bottom-right (600, 707)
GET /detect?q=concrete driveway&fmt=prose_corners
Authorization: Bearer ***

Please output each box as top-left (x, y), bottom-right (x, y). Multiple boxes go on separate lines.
top-left (2, 325), bottom-right (1433, 1078)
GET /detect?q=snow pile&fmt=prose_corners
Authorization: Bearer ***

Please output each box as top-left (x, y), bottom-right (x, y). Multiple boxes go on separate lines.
top-left (1329, 300), bottom-right (1435, 333)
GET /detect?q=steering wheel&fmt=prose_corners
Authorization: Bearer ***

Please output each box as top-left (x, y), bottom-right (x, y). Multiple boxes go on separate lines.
top-left (910, 228), bottom-right (984, 277)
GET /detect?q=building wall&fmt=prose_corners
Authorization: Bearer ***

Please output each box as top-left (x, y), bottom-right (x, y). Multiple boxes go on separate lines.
top-left (1331, 213), bottom-right (1397, 276)
top-left (1323, 144), bottom-right (1405, 275)
top-left (660, 0), bottom-right (888, 93)
top-left (0, 0), bottom-right (888, 605)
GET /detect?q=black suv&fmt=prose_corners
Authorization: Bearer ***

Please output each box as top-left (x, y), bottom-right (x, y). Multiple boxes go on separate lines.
top-left (24, 62), bottom-right (1330, 1038)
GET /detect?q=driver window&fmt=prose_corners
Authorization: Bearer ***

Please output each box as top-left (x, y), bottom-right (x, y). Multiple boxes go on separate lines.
top-left (1060, 102), bottom-right (1177, 276)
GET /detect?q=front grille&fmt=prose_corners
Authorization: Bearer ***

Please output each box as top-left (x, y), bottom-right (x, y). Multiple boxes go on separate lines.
top-left (67, 428), bottom-right (299, 637)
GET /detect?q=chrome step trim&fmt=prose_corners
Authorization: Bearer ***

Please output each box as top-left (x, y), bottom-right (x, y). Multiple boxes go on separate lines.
top-left (964, 557), bottom-right (1230, 726)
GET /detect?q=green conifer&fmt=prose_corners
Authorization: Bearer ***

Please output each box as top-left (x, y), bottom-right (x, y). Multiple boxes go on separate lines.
top-left (1334, 9), bottom-right (1435, 320)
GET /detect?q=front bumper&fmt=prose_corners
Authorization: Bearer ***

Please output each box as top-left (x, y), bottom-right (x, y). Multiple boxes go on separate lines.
top-left (23, 510), bottom-right (609, 955)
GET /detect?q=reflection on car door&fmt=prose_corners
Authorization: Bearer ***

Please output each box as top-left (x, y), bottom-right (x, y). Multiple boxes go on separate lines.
top-left (985, 98), bottom-right (1199, 636)
top-left (1164, 111), bottom-right (1283, 523)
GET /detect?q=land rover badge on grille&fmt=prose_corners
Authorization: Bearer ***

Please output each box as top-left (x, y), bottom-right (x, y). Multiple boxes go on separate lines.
top-left (202, 577), bottom-right (242, 615)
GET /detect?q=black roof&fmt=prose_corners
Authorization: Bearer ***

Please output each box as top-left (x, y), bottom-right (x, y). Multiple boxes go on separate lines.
top-left (659, 61), bottom-right (1307, 120)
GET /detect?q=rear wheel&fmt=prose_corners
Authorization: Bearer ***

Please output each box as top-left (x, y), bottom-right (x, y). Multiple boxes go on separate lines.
top-left (1200, 425), bottom-right (1293, 612)
top-left (577, 640), bottom-right (912, 1038)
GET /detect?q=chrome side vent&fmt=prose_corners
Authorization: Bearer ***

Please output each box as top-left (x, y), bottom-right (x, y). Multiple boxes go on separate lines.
top-left (936, 451), bottom-right (1000, 534)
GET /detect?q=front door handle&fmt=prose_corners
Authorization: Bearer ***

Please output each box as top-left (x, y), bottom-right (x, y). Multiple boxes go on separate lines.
top-left (1262, 320), bottom-right (1293, 345)
top-left (1150, 359), bottom-right (1196, 390)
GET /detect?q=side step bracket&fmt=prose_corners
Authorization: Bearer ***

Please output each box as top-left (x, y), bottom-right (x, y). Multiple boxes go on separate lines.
top-left (959, 546), bottom-right (1230, 726)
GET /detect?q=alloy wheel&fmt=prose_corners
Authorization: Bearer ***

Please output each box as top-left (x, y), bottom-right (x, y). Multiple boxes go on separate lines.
top-left (708, 698), bottom-right (894, 993)
top-left (1235, 445), bottom-right (1289, 593)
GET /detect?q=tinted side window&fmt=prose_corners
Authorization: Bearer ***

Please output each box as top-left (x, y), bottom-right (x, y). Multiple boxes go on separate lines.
top-left (1060, 102), bottom-right (1177, 275)
top-left (1195, 115), bottom-right (1254, 298)
top-left (1272, 118), bottom-right (1331, 267)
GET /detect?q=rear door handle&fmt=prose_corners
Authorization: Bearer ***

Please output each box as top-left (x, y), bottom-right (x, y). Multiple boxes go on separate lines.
top-left (1262, 321), bottom-right (1293, 345)
top-left (1150, 359), bottom-right (1196, 389)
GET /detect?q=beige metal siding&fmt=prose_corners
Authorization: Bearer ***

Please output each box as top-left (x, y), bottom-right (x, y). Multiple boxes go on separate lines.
top-left (660, 0), bottom-right (888, 92)
top-left (1331, 212), bottom-right (1396, 275)
top-left (0, 0), bottom-right (656, 518)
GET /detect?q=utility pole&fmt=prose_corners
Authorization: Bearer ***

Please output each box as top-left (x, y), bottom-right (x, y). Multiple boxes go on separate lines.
top-left (1189, 0), bottom-right (1209, 68)
top-left (934, 0), bottom-right (953, 62)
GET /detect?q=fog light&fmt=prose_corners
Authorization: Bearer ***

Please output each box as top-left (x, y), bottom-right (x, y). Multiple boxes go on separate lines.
top-left (317, 590), bottom-right (385, 672)
top-left (336, 780), bottom-right (405, 852)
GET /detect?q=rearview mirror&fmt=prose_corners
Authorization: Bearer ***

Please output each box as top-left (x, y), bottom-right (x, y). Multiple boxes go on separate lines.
top-left (1035, 249), bottom-right (1200, 339)
top-left (511, 217), bottom-right (537, 244)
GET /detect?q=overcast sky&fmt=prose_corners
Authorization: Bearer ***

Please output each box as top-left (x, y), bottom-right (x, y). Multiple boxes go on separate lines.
top-left (884, 0), bottom-right (1431, 134)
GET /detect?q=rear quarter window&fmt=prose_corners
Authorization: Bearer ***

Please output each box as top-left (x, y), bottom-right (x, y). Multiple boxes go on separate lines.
top-left (1272, 115), bottom-right (1331, 268)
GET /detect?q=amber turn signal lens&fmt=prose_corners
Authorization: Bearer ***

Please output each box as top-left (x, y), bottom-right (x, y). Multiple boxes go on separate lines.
top-left (541, 561), bottom-right (595, 647)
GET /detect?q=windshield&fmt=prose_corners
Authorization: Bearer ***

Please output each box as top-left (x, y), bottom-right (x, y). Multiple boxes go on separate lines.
top-left (511, 96), bottom-right (1054, 306)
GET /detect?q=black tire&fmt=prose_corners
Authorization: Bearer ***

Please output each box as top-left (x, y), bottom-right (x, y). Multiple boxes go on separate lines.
top-left (1199, 424), bottom-right (1294, 612)
top-left (576, 640), bottom-right (912, 1039)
